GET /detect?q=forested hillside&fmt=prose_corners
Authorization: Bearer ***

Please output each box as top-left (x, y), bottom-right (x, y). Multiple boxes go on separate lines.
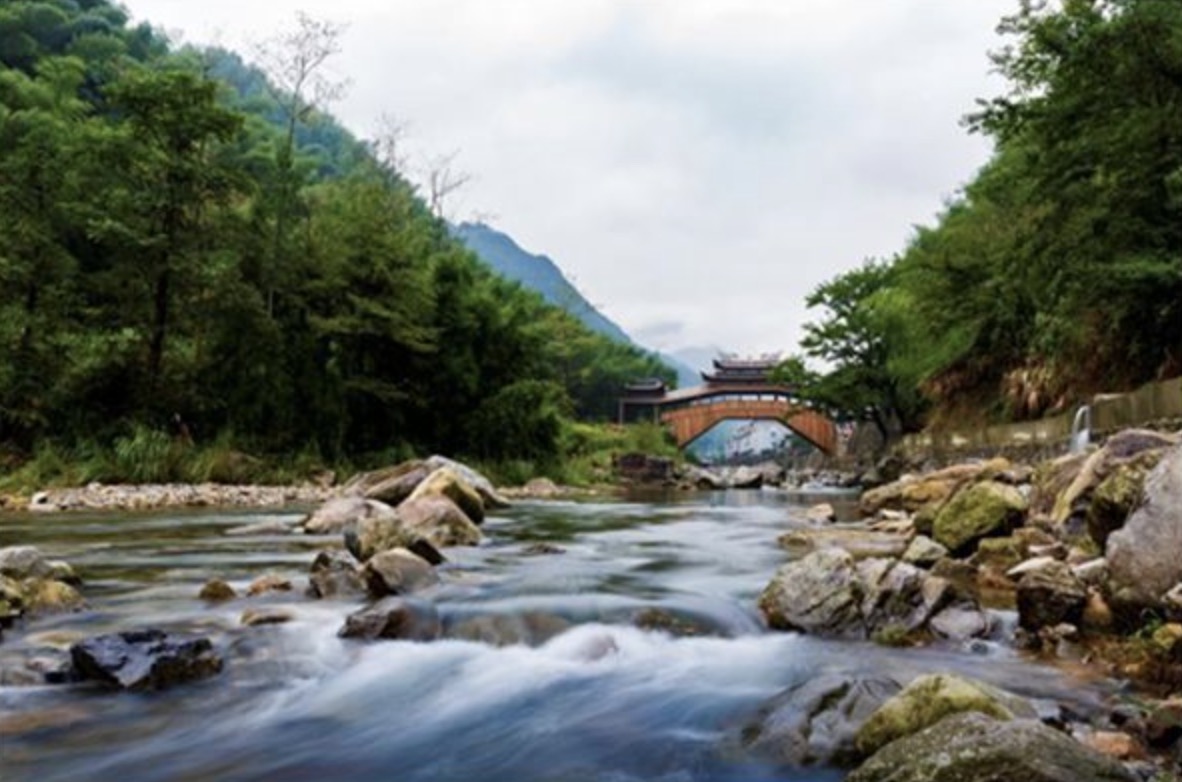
top-left (0, 0), bottom-right (672, 477)
top-left (784, 0), bottom-right (1182, 435)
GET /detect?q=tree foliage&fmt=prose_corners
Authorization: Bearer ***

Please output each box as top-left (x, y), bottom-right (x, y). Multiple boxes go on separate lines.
top-left (791, 0), bottom-right (1182, 434)
top-left (0, 1), bottom-right (672, 467)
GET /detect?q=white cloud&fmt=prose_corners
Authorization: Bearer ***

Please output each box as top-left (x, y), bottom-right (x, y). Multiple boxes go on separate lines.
top-left (128, 0), bottom-right (1014, 354)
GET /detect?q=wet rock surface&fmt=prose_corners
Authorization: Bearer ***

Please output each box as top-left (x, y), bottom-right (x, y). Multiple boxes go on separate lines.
top-left (70, 630), bottom-right (223, 691)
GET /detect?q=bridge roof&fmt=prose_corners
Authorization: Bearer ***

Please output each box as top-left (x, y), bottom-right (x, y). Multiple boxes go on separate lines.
top-left (653, 382), bottom-right (797, 406)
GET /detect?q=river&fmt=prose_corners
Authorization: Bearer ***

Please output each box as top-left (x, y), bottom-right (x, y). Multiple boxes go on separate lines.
top-left (0, 490), bottom-right (1119, 781)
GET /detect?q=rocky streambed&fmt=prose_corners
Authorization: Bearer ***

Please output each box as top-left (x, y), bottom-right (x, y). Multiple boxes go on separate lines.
top-left (0, 443), bottom-right (1180, 780)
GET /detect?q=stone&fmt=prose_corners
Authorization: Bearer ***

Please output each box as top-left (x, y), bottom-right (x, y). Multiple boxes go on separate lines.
top-left (1051, 430), bottom-right (1173, 527)
top-left (397, 496), bottom-right (482, 547)
top-left (0, 546), bottom-right (53, 580)
top-left (22, 579), bottom-right (84, 615)
top-left (1081, 589), bottom-right (1115, 632)
top-left (425, 455), bottom-right (510, 509)
top-left (759, 549), bottom-right (945, 640)
top-left (929, 606), bottom-right (992, 641)
top-left (901, 535), bottom-right (947, 568)
top-left (338, 597), bottom-right (441, 641)
top-left (341, 459), bottom-right (425, 495)
top-left (198, 579), bottom-right (237, 602)
top-left (778, 527), bottom-right (911, 561)
top-left (1006, 555), bottom-right (1061, 579)
top-left (847, 713), bottom-right (1137, 782)
top-left (1016, 560), bottom-right (1087, 632)
top-left (1107, 444), bottom-right (1182, 610)
top-left (521, 542), bottom-right (565, 556)
top-left (932, 481), bottom-right (1027, 555)
top-left (726, 465), bottom-right (764, 489)
top-left (70, 630), bottom-right (223, 691)
top-left (522, 477), bottom-right (562, 498)
top-left (1087, 460), bottom-right (1153, 547)
top-left (1072, 558), bottom-right (1108, 587)
top-left (732, 674), bottom-right (903, 767)
top-left (361, 548), bottom-right (440, 598)
top-left (301, 496), bottom-right (399, 536)
top-left (306, 550), bottom-right (365, 599)
top-left (240, 607), bottom-right (294, 626)
top-left (859, 475), bottom-right (959, 517)
top-left (974, 537), bottom-right (1025, 573)
top-left (930, 559), bottom-right (979, 603)
top-left (246, 574), bottom-right (292, 597)
top-left (854, 673), bottom-right (1039, 757)
top-left (364, 463), bottom-right (431, 506)
top-left (804, 502), bottom-right (837, 524)
top-left (407, 467), bottom-right (485, 525)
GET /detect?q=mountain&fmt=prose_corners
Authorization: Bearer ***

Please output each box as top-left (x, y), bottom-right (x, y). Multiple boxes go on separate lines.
top-left (455, 222), bottom-right (699, 387)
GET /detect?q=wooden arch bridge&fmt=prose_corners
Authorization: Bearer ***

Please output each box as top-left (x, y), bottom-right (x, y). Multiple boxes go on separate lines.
top-left (619, 358), bottom-right (839, 455)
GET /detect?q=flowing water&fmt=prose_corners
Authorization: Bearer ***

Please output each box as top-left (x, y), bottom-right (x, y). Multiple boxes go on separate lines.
top-left (0, 490), bottom-right (1119, 781)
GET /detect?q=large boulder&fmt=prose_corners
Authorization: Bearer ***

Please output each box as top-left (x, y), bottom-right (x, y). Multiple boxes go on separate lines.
top-left (301, 496), bottom-right (399, 535)
top-left (847, 713), bottom-right (1136, 782)
top-left (1107, 444), bottom-right (1182, 610)
top-left (1016, 560), bottom-right (1087, 632)
top-left (359, 461), bottom-right (431, 506)
top-left (854, 673), bottom-right (1038, 757)
top-left (341, 459), bottom-right (423, 495)
top-left (732, 674), bottom-right (902, 767)
top-left (0, 546), bottom-right (55, 580)
top-left (1087, 459), bottom-right (1155, 547)
top-left (759, 549), bottom-right (947, 640)
top-left (338, 597), bottom-right (442, 641)
top-left (859, 460), bottom-right (1011, 517)
top-left (425, 455), bottom-right (510, 509)
top-left (1050, 429), bottom-right (1175, 527)
top-left (932, 481), bottom-right (1027, 555)
top-left (70, 630), bottom-right (223, 691)
top-left (397, 496), bottom-right (482, 548)
top-left (361, 548), bottom-right (439, 598)
top-left (407, 467), bottom-right (485, 525)
top-left (349, 507), bottom-right (446, 564)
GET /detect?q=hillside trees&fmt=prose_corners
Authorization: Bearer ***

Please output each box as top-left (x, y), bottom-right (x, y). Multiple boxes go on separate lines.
top-left (793, 0), bottom-right (1182, 434)
top-left (0, 0), bottom-right (672, 471)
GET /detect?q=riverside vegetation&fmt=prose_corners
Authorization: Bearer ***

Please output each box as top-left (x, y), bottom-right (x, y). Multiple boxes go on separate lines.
top-left (0, 0), bottom-right (673, 491)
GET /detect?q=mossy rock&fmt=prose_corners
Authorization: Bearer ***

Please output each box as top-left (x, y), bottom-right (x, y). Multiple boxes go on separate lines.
top-left (854, 672), bottom-right (1037, 758)
top-left (933, 481), bottom-right (1027, 556)
top-left (974, 536), bottom-right (1025, 573)
top-left (1086, 460), bottom-right (1151, 548)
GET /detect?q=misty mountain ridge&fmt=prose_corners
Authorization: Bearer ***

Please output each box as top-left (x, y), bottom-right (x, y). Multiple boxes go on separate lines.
top-left (454, 222), bottom-right (700, 387)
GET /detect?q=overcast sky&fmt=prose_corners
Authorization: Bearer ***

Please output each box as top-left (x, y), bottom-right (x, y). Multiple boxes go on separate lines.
top-left (128, 0), bottom-right (1014, 357)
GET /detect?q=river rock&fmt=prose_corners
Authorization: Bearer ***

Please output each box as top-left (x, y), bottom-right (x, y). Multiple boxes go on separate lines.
top-left (349, 508), bottom-right (446, 565)
top-left (425, 455), bottom-right (510, 509)
top-left (407, 467), bottom-right (485, 525)
top-left (70, 630), bottom-right (223, 691)
top-left (725, 465), bottom-right (765, 489)
top-left (240, 607), bottom-right (294, 626)
top-left (397, 496), bottom-right (482, 547)
top-left (759, 549), bottom-right (946, 640)
top-left (929, 606), bottom-right (992, 641)
top-left (22, 579), bottom-right (85, 615)
top-left (306, 550), bottom-right (365, 599)
top-left (1106, 444), bottom-right (1182, 610)
top-left (361, 462), bottom-right (432, 505)
top-left (361, 548), bottom-right (439, 598)
top-left (805, 503), bottom-right (837, 524)
top-left (302, 496), bottom-right (400, 535)
top-left (198, 579), bottom-right (237, 602)
top-left (0, 546), bottom-right (55, 580)
top-left (684, 466), bottom-right (726, 490)
top-left (733, 673), bottom-right (903, 767)
top-left (1050, 429), bottom-right (1173, 528)
top-left (933, 480), bottom-right (1027, 555)
top-left (778, 527), bottom-right (912, 561)
top-left (339, 597), bottom-right (442, 641)
top-left (854, 672), bottom-right (1039, 757)
top-left (1016, 560), bottom-right (1087, 632)
top-left (901, 535), bottom-right (946, 568)
top-left (847, 713), bottom-right (1137, 782)
top-left (1087, 459), bottom-right (1153, 547)
top-left (246, 574), bottom-right (293, 597)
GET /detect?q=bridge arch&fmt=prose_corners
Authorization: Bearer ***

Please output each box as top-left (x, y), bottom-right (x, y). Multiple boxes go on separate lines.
top-left (660, 399), bottom-right (837, 454)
